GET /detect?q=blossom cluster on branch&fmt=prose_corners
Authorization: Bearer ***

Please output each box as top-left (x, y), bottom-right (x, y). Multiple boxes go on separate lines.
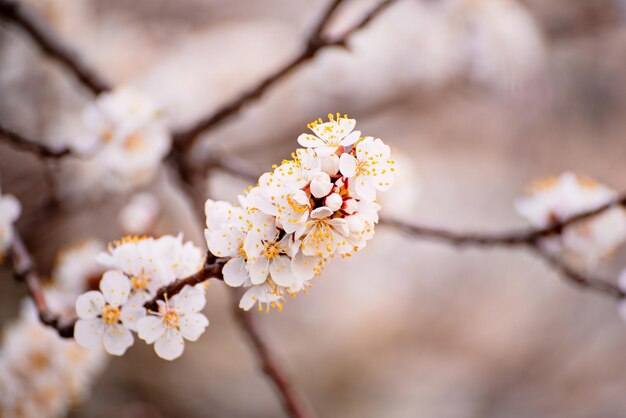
top-left (205, 115), bottom-right (395, 312)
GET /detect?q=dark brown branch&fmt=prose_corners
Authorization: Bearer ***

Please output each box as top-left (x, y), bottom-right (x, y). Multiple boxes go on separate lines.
top-left (173, 0), bottom-right (399, 150)
top-left (232, 292), bottom-right (315, 418)
top-left (0, 0), bottom-right (110, 94)
top-left (8, 231), bottom-right (76, 337)
top-left (530, 246), bottom-right (624, 299)
top-left (144, 252), bottom-right (225, 312)
top-left (0, 123), bottom-right (72, 159)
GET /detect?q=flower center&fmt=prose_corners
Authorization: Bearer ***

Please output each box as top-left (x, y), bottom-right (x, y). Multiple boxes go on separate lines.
top-left (131, 273), bottom-right (149, 291)
top-left (124, 132), bottom-right (144, 151)
top-left (356, 160), bottom-right (371, 176)
top-left (287, 195), bottom-right (308, 214)
top-left (262, 242), bottom-right (281, 260)
top-left (102, 305), bottom-right (121, 325)
top-left (238, 246), bottom-right (248, 260)
top-left (162, 309), bottom-right (180, 329)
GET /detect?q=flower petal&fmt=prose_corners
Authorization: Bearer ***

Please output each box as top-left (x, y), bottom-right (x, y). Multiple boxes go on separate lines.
top-left (297, 133), bottom-right (324, 148)
top-left (249, 258), bottom-right (270, 285)
top-left (154, 330), bottom-right (184, 360)
top-left (137, 316), bottom-right (166, 344)
top-left (270, 256), bottom-right (295, 286)
top-left (100, 270), bottom-right (131, 307)
top-left (180, 312), bottom-right (209, 342)
top-left (75, 291), bottom-right (105, 319)
top-left (171, 285), bottom-right (206, 314)
top-left (74, 318), bottom-right (104, 349)
top-left (223, 257), bottom-right (249, 287)
top-left (339, 153), bottom-right (358, 178)
top-left (120, 304), bottom-right (147, 332)
top-left (103, 324), bottom-right (134, 356)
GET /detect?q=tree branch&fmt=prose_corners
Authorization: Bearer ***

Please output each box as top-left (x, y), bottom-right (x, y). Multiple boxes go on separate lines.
top-left (143, 252), bottom-right (225, 312)
top-left (0, 122), bottom-right (72, 159)
top-left (0, 0), bottom-right (110, 94)
top-left (172, 0), bottom-right (399, 151)
top-left (8, 231), bottom-right (76, 337)
top-left (232, 292), bottom-right (316, 418)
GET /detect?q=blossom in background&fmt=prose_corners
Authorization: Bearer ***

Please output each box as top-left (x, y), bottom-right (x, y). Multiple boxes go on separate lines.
top-left (119, 192), bottom-right (161, 235)
top-left (0, 309), bottom-right (106, 418)
top-left (60, 86), bottom-right (171, 198)
top-left (0, 188), bottom-right (21, 260)
top-left (52, 239), bottom-right (106, 295)
top-left (137, 285), bottom-right (209, 360)
top-left (74, 271), bottom-right (139, 356)
top-left (205, 114), bottom-right (395, 312)
top-left (516, 172), bottom-right (626, 268)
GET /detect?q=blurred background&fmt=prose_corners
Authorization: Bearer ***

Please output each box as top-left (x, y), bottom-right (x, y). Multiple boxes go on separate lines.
top-left (2, 0), bottom-right (626, 417)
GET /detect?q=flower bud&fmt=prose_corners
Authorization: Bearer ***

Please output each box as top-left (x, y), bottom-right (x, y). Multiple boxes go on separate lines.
top-left (342, 198), bottom-right (358, 215)
top-left (325, 193), bottom-right (343, 212)
top-left (310, 172), bottom-right (333, 198)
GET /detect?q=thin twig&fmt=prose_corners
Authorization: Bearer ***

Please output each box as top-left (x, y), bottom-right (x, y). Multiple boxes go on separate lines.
top-left (143, 252), bottom-right (225, 312)
top-left (0, 123), bottom-right (72, 159)
top-left (173, 0), bottom-right (399, 150)
top-left (8, 231), bottom-right (76, 337)
top-left (232, 291), bottom-right (315, 418)
top-left (0, 0), bottom-right (110, 94)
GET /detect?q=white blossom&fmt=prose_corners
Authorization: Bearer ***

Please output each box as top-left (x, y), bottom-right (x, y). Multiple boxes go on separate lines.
top-left (206, 114), bottom-right (393, 311)
top-left (74, 271), bottom-right (140, 356)
top-left (516, 172), bottom-right (626, 269)
top-left (52, 239), bottom-right (105, 295)
top-left (297, 113), bottom-right (360, 156)
top-left (60, 86), bottom-right (171, 196)
top-left (119, 192), bottom-right (161, 235)
top-left (137, 285), bottom-right (209, 361)
top-left (0, 189), bottom-right (20, 260)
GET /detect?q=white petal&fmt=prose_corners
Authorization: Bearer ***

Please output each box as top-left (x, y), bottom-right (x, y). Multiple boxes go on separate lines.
top-left (310, 172), bottom-right (333, 198)
top-left (75, 291), bottom-right (105, 319)
top-left (100, 270), bottom-right (131, 307)
top-left (103, 324), bottom-right (134, 356)
top-left (154, 330), bottom-right (185, 360)
top-left (223, 257), bottom-right (249, 287)
top-left (172, 285), bottom-right (206, 314)
top-left (120, 304), bottom-right (147, 332)
top-left (310, 207), bottom-right (333, 219)
top-left (74, 318), bottom-right (104, 349)
top-left (137, 316), bottom-right (166, 344)
top-left (243, 231), bottom-right (265, 261)
top-left (355, 176), bottom-right (377, 201)
top-left (206, 228), bottom-right (240, 258)
top-left (339, 153), bottom-right (358, 178)
top-left (270, 256), bottom-right (295, 286)
top-left (249, 258), bottom-right (270, 285)
top-left (291, 251), bottom-right (318, 281)
top-left (325, 193), bottom-right (343, 212)
top-left (340, 130), bottom-right (360, 146)
top-left (297, 133), bottom-right (324, 148)
top-left (180, 312), bottom-right (209, 342)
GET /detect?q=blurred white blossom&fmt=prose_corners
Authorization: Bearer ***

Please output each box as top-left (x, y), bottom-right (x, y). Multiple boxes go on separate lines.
top-left (59, 87), bottom-right (171, 200)
top-left (119, 192), bottom-right (161, 235)
top-left (52, 239), bottom-right (106, 296)
top-left (0, 188), bottom-right (21, 260)
top-left (516, 172), bottom-right (626, 268)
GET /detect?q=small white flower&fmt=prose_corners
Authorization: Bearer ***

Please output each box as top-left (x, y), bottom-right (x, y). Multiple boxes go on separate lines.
top-left (339, 137), bottom-right (395, 201)
top-left (155, 234), bottom-right (204, 278)
top-left (52, 239), bottom-right (106, 295)
top-left (310, 172), bottom-right (333, 198)
top-left (63, 86), bottom-right (171, 194)
top-left (301, 208), bottom-right (350, 258)
top-left (74, 271), bottom-right (141, 356)
top-left (244, 231), bottom-right (295, 286)
top-left (119, 192), bottom-right (160, 235)
top-left (297, 114), bottom-right (360, 156)
top-left (0, 189), bottom-right (20, 259)
top-left (137, 285), bottom-right (209, 361)
top-left (516, 172), bottom-right (626, 269)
